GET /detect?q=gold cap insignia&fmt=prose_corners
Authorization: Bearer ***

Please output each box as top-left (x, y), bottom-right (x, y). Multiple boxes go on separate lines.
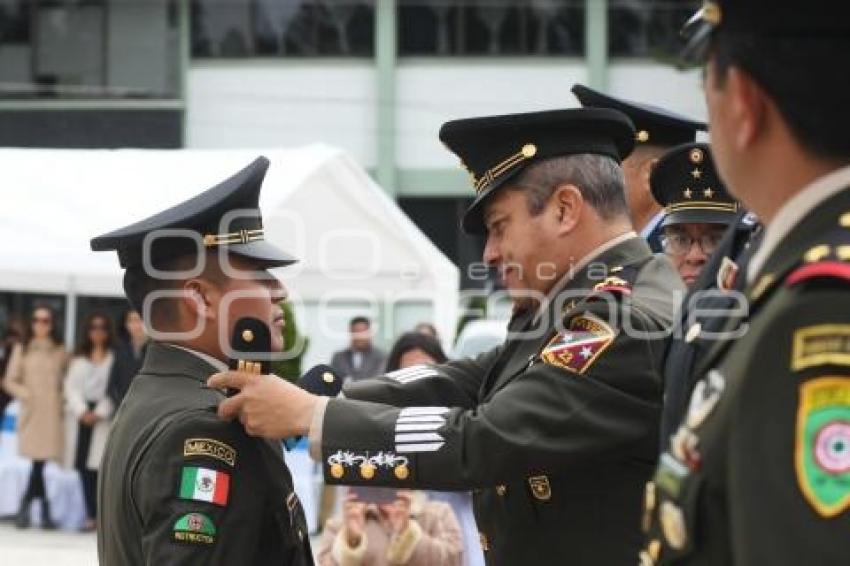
top-left (322, 372), bottom-right (335, 384)
top-left (689, 148), bottom-right (704, 163)
top-left (242, 329), bottom-right (254, 342)
top-left (636, 130), bottom-right (650, 143)
top-left (528, 475), bottom-right (552, 501)
top-left (330, 463), bottom-right (344, 479)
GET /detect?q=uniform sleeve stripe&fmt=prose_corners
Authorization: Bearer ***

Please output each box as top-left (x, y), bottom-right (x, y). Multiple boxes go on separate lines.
top-left (386, 365), bottom-right (439, 380)
top-left (394, 374), bottom-right (433, 384)
top-left (396, 423), bottom-right (444, 432)
top-left (399, 406), bottom-right (450, 417)
top-left (395, 432), bottom-right (444, 443)
top-left (396, 442), bottom-right (445, 453)
top-left (397, 415), bottom-right (445, 423)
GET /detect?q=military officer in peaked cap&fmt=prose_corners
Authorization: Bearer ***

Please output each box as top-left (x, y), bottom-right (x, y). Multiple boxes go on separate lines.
top-left (639, 1), bottom-right (850, 564)
top-left (650, 142), bottom-right (739, 289)
top-left (91, 158), bottom-right (314, 565)
top-left (647, 142), bottom-right (756, 448)
top-left (572, 84), bottom-right (707, 253)
top-left (209, 108), bottom-right (685, 565)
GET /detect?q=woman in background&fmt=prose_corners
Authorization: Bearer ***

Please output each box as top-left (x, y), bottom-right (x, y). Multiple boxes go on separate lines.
top-left (106, 308), bottom-right (148, 407)
top-left (3, 305), bottom-right (67, 529)
top-left (64, 312), bottom-right (115, 531)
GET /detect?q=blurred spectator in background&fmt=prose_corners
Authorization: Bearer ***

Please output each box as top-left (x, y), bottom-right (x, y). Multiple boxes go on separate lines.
top-left (384, 332), bottom-right (483, 566)
top-left (412, 322), bottom-right (439, 341)
top-left (330, 316), bottom-right (386, 382)
top-left (317, 488), bottom-right (462, 566)
top-left (0, 318), bottom-right (24, 424)
top-left (106, 309), bottom-right (148, 407)
top-left (64, 312), bottom-right (115, 532)
top-left (2, 305), bottom-right (68, 529)
top-left (385, 331), bottom-right (447, 371)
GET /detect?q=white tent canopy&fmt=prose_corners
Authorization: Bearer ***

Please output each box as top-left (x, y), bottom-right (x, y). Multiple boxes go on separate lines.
top-left (0, 146), bottom-right (459, 366)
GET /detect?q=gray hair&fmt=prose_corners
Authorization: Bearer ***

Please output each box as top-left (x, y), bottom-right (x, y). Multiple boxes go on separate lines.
top-left (509, 154), bottom-right (629, 221)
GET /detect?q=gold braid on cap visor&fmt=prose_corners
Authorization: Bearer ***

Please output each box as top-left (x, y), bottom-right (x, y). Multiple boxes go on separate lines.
top-left (473, 143), bottom-right (538, 194)
top-left (202, 228), bottom-right (265, 247)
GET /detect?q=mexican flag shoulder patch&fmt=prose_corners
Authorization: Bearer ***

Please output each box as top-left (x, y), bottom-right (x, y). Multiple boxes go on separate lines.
top-left (796, 376), bottom-right (850, 518)
top-left (179, 466), bottom-right (230, 506)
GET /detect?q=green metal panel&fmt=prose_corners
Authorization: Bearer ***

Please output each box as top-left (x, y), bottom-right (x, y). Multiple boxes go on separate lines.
top-left (375, 0), bottom-right (397, 195)
top-left (395, 168), bottom-right (471, 198)
top-left (585, 0), bottom-right (609, 90)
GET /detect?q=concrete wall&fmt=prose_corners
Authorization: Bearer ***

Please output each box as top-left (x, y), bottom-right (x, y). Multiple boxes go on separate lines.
top-left (186, 62), bottom-right (377, 166)
top-left (186, 59), bottom-right (707, 181)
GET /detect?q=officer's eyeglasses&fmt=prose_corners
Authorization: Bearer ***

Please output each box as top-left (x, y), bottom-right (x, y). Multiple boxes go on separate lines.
top-left (661, 232), bottom-right (724, 256)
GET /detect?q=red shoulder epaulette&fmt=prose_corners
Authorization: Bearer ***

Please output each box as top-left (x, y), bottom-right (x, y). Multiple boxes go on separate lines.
top-left (786, 261), bottom-right (850, 286)
top-left (590, 276), bottom-right (632, 298)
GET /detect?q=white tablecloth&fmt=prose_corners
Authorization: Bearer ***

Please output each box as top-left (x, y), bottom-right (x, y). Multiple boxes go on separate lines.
top-left (0, 401), bottom-right (87, 530)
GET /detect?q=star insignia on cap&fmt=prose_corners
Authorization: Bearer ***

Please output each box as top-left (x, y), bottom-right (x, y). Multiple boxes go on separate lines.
top-left (691, 168), bottom-right (702, 179)
top-left (683, 188), bottom-right (693, 199)
top-left (704, 188), bottom-right (714, 198)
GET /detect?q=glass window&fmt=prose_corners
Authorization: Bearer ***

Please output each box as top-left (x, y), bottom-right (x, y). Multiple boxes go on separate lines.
top-left (608, 0), bottom-right (701, 58)
top-left (191, 0), bottom-right (375, 58)
top-left (0, 0), bottom-right (181, 99)
top-left (398, 0), bottom-right (585, 57)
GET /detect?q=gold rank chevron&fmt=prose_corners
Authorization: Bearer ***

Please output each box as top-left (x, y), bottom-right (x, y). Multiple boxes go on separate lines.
top-left (474, 143), bottom-right (537, 194)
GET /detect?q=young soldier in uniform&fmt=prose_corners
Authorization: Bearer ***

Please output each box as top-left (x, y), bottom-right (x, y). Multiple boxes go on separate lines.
top-left (92, 158), bottom-right (313, 565)
top-left (639, 1), bottom-right (850, 564)
top-left (210, 109), bottom-right (685, 565)
top-left (571, 84), bottom-right (706, 252)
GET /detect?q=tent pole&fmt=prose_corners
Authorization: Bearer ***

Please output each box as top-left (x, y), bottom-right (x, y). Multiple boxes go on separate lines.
top-left (65, 277), bottom-right (77, 350)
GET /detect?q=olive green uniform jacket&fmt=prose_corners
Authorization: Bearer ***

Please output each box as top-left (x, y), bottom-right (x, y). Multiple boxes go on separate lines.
top-left (643, 184), bottom-right (850, 565)
top-left (317, 236), bottom-right (683, 565)
top-left (97, 343), bottom-right (313, 566)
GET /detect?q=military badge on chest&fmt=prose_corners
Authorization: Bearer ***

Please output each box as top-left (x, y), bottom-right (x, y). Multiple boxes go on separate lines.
top-left (540, 313), bottom-right (616, 374)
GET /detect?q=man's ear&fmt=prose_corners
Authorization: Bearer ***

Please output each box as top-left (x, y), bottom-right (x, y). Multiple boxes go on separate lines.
top-left (726, 66), bottom-right (767, 151)
top-left (181, 278), bottom-right (219, 322)
top-left (551, 184), bottom-right (583, 234)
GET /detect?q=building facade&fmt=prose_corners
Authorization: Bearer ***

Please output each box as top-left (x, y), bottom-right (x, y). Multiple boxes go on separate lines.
top-left (0, 0), bottom-right (702, 303)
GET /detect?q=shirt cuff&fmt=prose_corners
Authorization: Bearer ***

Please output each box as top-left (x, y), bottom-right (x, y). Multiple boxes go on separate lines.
top-left (308, 396), bottom-right (330, 461)
top-left (386, 520), bottom-right (423, 564)
top-left (332, 528), bottom-right (368, 566)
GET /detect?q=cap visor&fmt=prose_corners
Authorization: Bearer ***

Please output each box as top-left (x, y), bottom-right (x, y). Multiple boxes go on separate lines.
top-left (228, 240), bottom-right (298, 268)
top-left (662, 209), bottom-right (736, 227)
